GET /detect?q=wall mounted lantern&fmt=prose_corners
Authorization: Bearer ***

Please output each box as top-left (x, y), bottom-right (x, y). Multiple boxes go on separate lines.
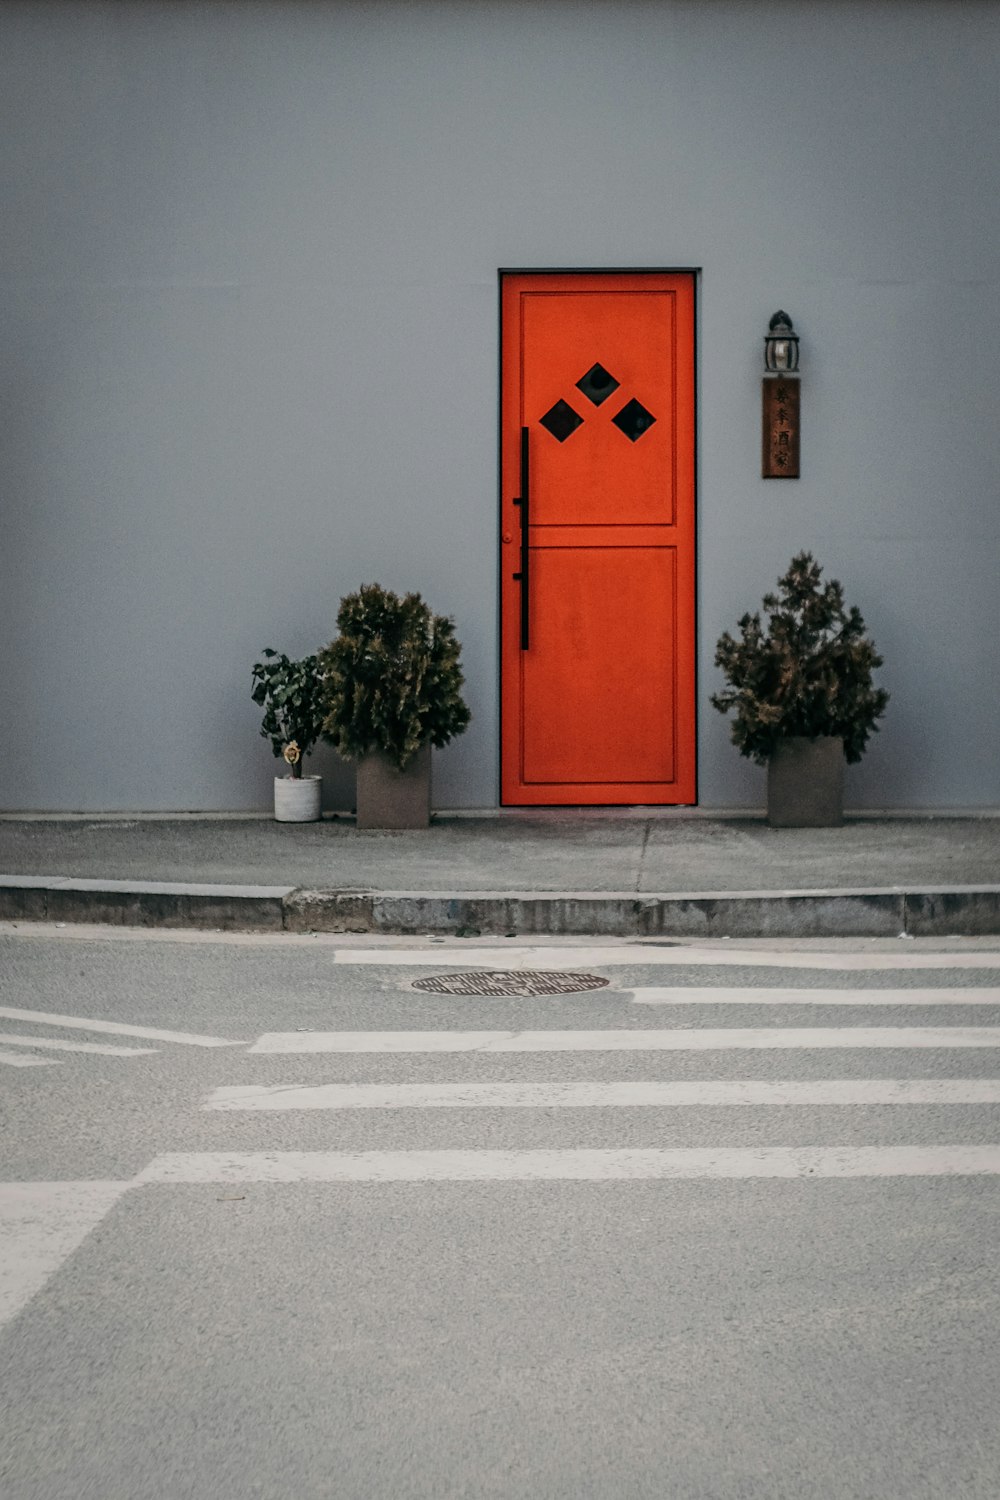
top-left (762, 310), bottom-right (800, 477)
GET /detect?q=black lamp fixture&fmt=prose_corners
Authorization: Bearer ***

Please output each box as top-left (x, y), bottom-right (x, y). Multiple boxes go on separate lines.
top-left (762, 310), bottom-right (800, 477)
top-left (764, 310), bottom-right (799, 373)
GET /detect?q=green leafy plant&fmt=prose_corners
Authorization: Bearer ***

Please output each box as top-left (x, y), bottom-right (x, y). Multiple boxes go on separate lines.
top-left (319, 584), bottom-right (471, 771)
top-left (711, 552), bottom-right (889, 765)
top-left (250, 649), bottom-right (325, 778)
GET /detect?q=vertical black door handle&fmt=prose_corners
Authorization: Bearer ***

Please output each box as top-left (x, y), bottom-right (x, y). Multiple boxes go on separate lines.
top-left (512, 426), bottom-right (530, 649)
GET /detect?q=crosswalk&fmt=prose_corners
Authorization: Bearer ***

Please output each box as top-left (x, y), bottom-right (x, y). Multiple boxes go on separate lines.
top-left (146, 949), bottom-right (1000, 1186)
top-left (4, 942), bottom-right (1000, 1335)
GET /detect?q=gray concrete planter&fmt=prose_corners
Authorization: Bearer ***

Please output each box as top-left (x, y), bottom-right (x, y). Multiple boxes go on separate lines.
top-left (767, 736), bottom-right (844, 828)
top-left (356, 745), bottom-right (431, 830)
top-left (274, 774), bottom-right (322, 823)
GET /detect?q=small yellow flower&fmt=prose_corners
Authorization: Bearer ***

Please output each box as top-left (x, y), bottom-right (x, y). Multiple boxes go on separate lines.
top-left (282, 741), bottom-right (301, 766)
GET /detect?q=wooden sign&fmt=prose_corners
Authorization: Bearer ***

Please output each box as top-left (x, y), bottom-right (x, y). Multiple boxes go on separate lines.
top-left (762, 377), bottom-right (800, 478)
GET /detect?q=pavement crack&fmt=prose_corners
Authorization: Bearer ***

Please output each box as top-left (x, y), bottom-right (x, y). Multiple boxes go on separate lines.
top-left (472, 1032), bottom-right (522, 1052)
top-left (635, 820), bottom-right (653, 894)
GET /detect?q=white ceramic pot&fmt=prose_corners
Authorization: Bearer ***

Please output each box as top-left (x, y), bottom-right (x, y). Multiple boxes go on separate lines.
top-left (274, 774), bottom-right (322, 823)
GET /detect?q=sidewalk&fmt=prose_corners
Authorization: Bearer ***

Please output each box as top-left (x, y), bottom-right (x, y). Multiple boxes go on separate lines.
top-left (1, 811), bottom-right (998, 938)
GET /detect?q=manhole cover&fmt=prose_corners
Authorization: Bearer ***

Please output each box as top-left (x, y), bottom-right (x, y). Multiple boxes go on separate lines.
top-left (412, 970), bottom-right (609, 997)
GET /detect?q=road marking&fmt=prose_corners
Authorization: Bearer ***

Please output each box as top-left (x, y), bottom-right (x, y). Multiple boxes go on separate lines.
top-left (628, 986), bottom-right (1000, 1006)
top-left (0, 1007), bottom-right (241, 1047)
top-left (204, 1079), bottom-right (1000, 1111)
top-left (250, 1027), bottom-right (1000, 1054)
top-left (136, 1146), bottom-right (1000, 1183)
top-left (4, 926), bottom-right (999, 967)
top-left (0, 1049), bottom-right (59, 1068)
top-left (0, 1034), bottom-right (158, 1056)
top-left (0, 1181), bottom-right (131, 1330)
top-left (331, 946), bottom-right (1000, 970)
top-left (6, 925), bottom-right (1000, 963)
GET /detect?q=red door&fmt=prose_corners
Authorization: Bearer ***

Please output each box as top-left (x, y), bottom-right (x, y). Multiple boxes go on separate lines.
top-left (500, 272), bottom-right (697, 805)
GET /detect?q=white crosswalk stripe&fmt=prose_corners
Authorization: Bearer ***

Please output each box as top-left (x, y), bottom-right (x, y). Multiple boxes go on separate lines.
top-left (204, 1078), bottom-right (1000, 1110)
top-left (330, 945), bottom-right (1000, 970)
top-left (251, 1026), bottom-right (1000, 1053)
top-left (137, 1147), bottom-right (1000, 1184)
top-left (627, 986), bottom-right (1000, 1005)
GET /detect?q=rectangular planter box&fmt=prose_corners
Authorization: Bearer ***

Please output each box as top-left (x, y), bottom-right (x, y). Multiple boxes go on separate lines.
top-left (767, 736), bottom-right (844, 828)
top-left (356, 744), bottom-right (431, 829)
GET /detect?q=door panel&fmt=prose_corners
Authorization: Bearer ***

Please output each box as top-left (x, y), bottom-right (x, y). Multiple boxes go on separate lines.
top-left (522, 546), bottom-right (677, 785)
top-left (501, 272), bottom-right (696, 806)
top-left (523, 292), bottom-right (678, 527)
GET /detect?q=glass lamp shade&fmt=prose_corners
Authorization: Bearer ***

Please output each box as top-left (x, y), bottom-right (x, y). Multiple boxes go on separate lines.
top-left (764, 311), bottom-right (799, 372)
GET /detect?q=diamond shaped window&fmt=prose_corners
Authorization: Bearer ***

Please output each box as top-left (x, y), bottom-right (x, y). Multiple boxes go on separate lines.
top-left (575, 363), bottom-right (620, 406)
top-left (539, 399), bottom-right (583, 442)
top-left (612, 398), bottom-right (656, 442)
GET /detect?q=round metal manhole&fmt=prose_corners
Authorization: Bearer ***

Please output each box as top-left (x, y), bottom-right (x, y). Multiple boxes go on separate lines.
top-left (412, 970), bottom-right (609, 997)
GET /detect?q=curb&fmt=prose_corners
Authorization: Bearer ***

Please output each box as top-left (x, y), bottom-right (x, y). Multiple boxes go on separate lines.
top-left (3, 877), bottom-right (1000, 938)
top-left (0, 877), bottom-right (291, 932)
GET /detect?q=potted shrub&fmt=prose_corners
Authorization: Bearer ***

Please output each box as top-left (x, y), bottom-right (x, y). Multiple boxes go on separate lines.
top-left (711, 553), bottom-right (889, 827)
top-left (318, 584), bottom-right (471, 828)
top-left (251, 648), bottom-right (325, 822)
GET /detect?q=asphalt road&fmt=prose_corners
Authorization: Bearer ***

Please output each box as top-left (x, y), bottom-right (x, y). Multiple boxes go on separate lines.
top-left (3, 926), bottom-right (1000, 1499)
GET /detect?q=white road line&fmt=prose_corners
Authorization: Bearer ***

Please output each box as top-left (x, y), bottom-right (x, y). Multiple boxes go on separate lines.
top-left (136, 1146), bottom-right (1000, 1183)
top-left (0, 1049), bottom-right (59, 1068)
top-left (0, 1034), bottom-right (158, 1056)
top-left (204, 1079), bottom-right (1000, 1111)
top-left (628, 986), bottom-right (1000, 1006)
top-left (5, 927), bottom-right (999, 968)
top-left (250, 1027), bottom-right (1000, 1054)
top-left (0, 1181), bottom-right (131, 1330)
top-left (332, 946), bottom-right (1000, 970)
top-left (0, 1007), bottom-right (241, 1047)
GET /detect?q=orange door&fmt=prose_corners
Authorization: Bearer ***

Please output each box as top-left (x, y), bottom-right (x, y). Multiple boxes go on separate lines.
top-left (501, 272), bottom-right (696, 806)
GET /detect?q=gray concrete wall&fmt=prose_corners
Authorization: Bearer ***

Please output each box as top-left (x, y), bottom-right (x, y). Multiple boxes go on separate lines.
top-left (1, 0), bottom-right (998, 812)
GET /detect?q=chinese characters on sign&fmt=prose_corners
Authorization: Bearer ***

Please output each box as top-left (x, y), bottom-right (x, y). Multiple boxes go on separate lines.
top-left (762, 377), bottom-right (800, 478)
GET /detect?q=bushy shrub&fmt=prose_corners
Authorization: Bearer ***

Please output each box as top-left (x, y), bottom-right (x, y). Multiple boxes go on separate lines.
top-left (319, 584), bottom-right (471, 771)
top-left (711, 552), bottom-right (889, 765)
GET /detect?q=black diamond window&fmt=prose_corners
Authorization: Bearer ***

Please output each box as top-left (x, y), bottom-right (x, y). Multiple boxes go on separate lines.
top-left (575, 363), bottom-right (620, 406)
top-left (612, 398), bottom-right (656, 442)
top-left (539, 399), bottom-right (583, 442)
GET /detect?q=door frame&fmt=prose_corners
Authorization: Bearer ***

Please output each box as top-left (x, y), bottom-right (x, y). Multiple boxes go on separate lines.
top-left (497, 267), bottom-right (700, 807)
